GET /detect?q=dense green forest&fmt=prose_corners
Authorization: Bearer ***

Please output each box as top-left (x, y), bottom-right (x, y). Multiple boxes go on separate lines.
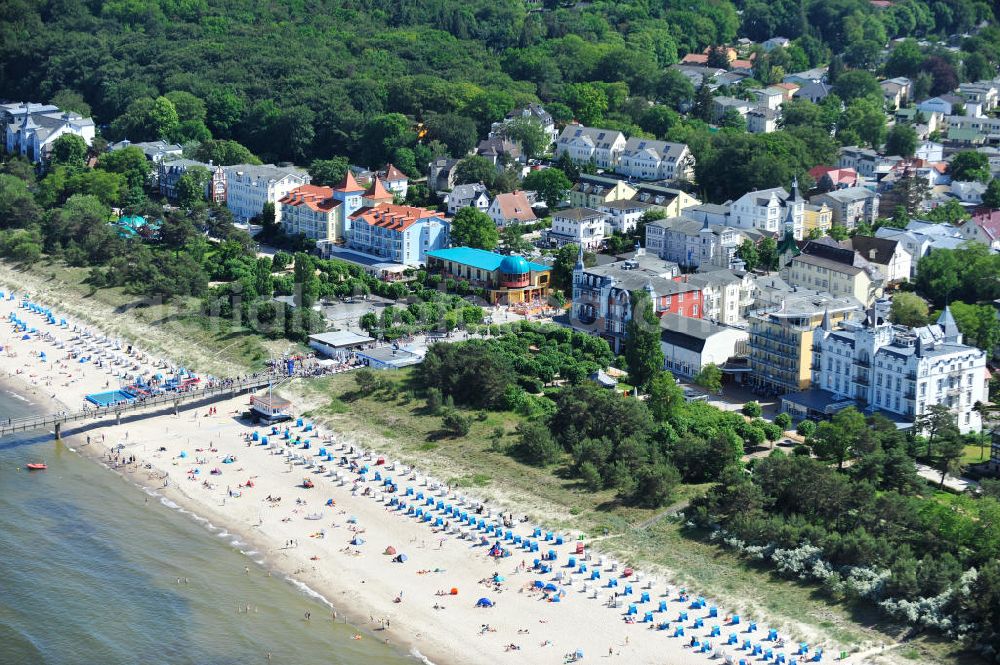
top-left (2, 0), bottom-right (996, 179)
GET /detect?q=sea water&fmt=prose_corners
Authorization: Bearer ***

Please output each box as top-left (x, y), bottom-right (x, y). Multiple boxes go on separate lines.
top-left (0, 387), bottom-right (418, 665)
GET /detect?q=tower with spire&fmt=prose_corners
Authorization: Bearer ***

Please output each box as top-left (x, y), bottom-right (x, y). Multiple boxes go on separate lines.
top-left (332, 171), bottom-right (365, 234)
top-left (937, 305), bottom-right (961, 344)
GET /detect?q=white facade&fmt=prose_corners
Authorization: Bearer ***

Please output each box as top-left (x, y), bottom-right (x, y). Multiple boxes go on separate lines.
top-left (3, 102), bottom-right (96, 165)
top-left (686, 270), bottom-right (755, 325)
top-left (554, 124), bottom-right (626, 170)
top-left (446, 183), bottom-right (490, 215)
top-left (645, 216), bottom-right (743, 271)
top-left (812, 308), bottom-right (986, 433)
top-left (224, 164), bottom-right (311, 223)
top-left (730, 184), bottom-right (804, 238)
top-left (659, 313), bottom-right (749, 378)
top-left (615, 138), bottom-right (694, 182)
top-left (597, 200), bottom-right (649, 235)
top-left (549, 208), bottom-right (607, 249)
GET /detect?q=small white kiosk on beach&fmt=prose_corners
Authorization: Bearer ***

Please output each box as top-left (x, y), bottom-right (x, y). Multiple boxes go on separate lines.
top-left (249, 393), bottom-right (292, 423)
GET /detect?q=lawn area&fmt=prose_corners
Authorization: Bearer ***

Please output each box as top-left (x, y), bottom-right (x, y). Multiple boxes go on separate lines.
top-left (961, 442), bottom-right (989, 466)
top-left (287, 367), bottom-right (914, 657)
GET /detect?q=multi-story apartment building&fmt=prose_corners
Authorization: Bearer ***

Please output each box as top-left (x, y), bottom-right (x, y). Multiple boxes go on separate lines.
top-left (598, 199), bottom-right (652, 235)
top-left (554, 124), bottom-right (626, 170)
top-left (3, 102), bottom-right (95, 165)
top-left (630, 184), bottom-right (701, 216)
top-left (802, 203), bottom-right (833, 236)
top-left (547, 208), bottom-right (608, 249)
top-left (277, 172), bottom-right (372, 243)
top-left (684, 268), bottom-right (756, 325)
top-left (748, 291), bottom-right (861, 395)
top-left (809, 187), bottom-right (879, 230)
top-left (348, 203), bottom-right (449, 266)
top-left (729, 181), bottom-right (804, 238)
top-left (615, 138), bottom-right (695, 182)
top-left (783, 239), bottom-right (883, 306)
top-left (568, 174), bottom-right (637, 209)
top-left (572, 250), bottom-right (702, 351)
top-left (806, 308), bottom-right (986, 432)
top-left (224, 163), bottom-right (311, 223)
top-left (644, 216), bottom-right (743, 271)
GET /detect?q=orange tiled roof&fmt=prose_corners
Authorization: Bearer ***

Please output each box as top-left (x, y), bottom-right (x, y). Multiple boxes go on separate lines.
top-left (351, 203), bottom-right (439, 232)
top-left (731, 59), bottom-right (754, 70)
top-left (494, 191), bottom-right (537, 223)
top-left (384, 163), bottom-right (407, 181)
top-left (681, 54), bottom-right (710, 65)
top-left (279, 185), bottom-right (339, 212)
top-left (366, 177), bottom-right (394, 201)
top-left (334, 170), bottom-right (363, 192)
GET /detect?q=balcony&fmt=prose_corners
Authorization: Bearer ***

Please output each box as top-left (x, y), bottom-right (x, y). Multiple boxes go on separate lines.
top-left (854, 375), bottom-right (869, 386)
top-left (905, 371), bottom-right (917, 380)
top-left (853, 357), bottom-right (870, 367)
top-left (904, 389), bottom-right (916, 399)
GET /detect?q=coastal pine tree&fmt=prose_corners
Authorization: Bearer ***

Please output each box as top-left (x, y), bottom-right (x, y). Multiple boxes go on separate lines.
top-left (623, 289), bottom-right (663, 391)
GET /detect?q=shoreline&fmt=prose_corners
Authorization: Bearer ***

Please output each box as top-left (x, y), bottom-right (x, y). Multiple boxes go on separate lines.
top-left (0, 293), bottom-right (877, 665)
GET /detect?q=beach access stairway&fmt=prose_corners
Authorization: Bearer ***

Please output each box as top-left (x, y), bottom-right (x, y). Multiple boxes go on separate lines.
top-left (0, 373), bottom-right (291, 439)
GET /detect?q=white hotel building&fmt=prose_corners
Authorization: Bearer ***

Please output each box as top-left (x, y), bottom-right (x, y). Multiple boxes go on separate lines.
top-left (809, 307), bottom-right (987, 433)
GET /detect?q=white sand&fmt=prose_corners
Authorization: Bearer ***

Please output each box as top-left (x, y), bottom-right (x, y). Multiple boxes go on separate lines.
top-left (0, 293), bottom-right (867, 665)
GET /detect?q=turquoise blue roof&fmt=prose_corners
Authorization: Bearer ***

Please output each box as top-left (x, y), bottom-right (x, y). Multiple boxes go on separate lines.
top-left (427, 247), bottom-right (548, 273)
top-left (499, 255), bottom-right (529, 274)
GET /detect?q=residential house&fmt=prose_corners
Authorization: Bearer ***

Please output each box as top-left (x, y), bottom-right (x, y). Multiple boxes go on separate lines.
top-left (487, 190), bottom-right (536, 228)
top-left (747, 108), bottom-right (779, 134)
top-left (846, 235), bottom-right (912, 284)
top-left (801, 308), bottom-right (986, 432)
top-left (729, 181), bottom-right (805, 238)
top-left (684, 268), bottom-right (756, 325)
top-left (158, 158), bottom-right (211, 202)
top-left (915, 141), bottom-right (944, 161)
top-left (428, 157), bottom-right (459, 193)
top-left (951, 181), bottom-right (987, 205)
top-left (446, 183), bottom-right (490, 215)
top-left (554, 124), bottom-right (626, 170)
top-left (348, 203), bottom-right (449, 266)
top-left (548, 208), bottom-right (608, 249)
top-left (616, 138), bottom-right (695, 182)
top-left (568, 174), bottom-right (637, 209)
top-left (476, 137), bottom-right (522, 168)
top-left (875, 221), bottom-right (967, 278)
top-left (762, 37), bottom-right (790, 51)
top-left (783, 67), bottom-right (828, 86)
top-left (712, 96), bottom-right (753, 124)
top-left (959, 209), bottom-right (1000, 250)
top-left (598, 199), bottom-right (652, 235)
top-left (773, 82), bottom-right (801, 100)
top-left (224, 163), bottom-right (311, 223)
top-left (753, 87), bottom-right (786, 111)
top-left (808, 165), bottom-right (859, 190)
top-left (3, 102), bottom-right (95, 165)
top-left (959, 81), bottom-right (1000, 113)
top-left (880, 77), bottom-right (912, 108)
top-left (426, 248), bottom-right (550, 306)
top-left (659, 313), bottom-right (749, 378)
top-left (109, 139), bottom-right (182, 165)
top-left (493, 103), bottom-right (558, 143)
top-left (810, 187), bottom-right (880, 230)
top-left (381, 164), bottom-right (408, 199)
top-left (748, 290), bottom-right (861, 394)
top-left (645, 216), bottom-right (743, 271)
top-left (670, 65), bottom-right (728, 90)
top-left (794, 81), bottom-right (833, 104)
top-left (802, 203), bottom-right (833, 236)
top-left (838, 146), bottom-right (886, 178)
top-left (684, 203), bottom-right (732, 226)
top-left (571, 250), bottom-right (703, 350)
top-left (918, 96), bottom-right (959, 116)
top-left (630, 184), bottom-right (701, 217)
top-left (784, 239), bottom-right (884, 305)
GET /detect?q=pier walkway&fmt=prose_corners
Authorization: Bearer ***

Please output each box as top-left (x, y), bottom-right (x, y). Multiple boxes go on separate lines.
top-left (0, 374), bottom-right (288, 439)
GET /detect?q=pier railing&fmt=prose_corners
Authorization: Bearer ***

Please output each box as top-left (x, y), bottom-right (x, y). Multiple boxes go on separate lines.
top-left (0, 373), bottom-right (288, 439)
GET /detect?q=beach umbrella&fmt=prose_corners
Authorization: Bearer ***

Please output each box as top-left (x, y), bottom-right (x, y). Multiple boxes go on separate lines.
top-left (384, 545), bottom-right (397, 555)
top-left (351, 537), bottom-right (365, 546)
top-left (544, 583), bottom-right (558, 592)
top-left (475, 597), bottom-right (493, 608)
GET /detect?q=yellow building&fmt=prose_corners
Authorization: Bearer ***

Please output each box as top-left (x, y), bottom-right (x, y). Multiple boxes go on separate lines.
top-left (425, 247), bottom-right (551, 306)
top-left (568, 175), bottom-right (637, 209)
top-left (748, 294), bottom-right (860, 394)
top-left (802, 203), bottom-right (832, 236)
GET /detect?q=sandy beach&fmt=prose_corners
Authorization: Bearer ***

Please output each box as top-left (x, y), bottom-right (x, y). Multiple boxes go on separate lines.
top-left (0, 291), bottom-right (872, 665)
